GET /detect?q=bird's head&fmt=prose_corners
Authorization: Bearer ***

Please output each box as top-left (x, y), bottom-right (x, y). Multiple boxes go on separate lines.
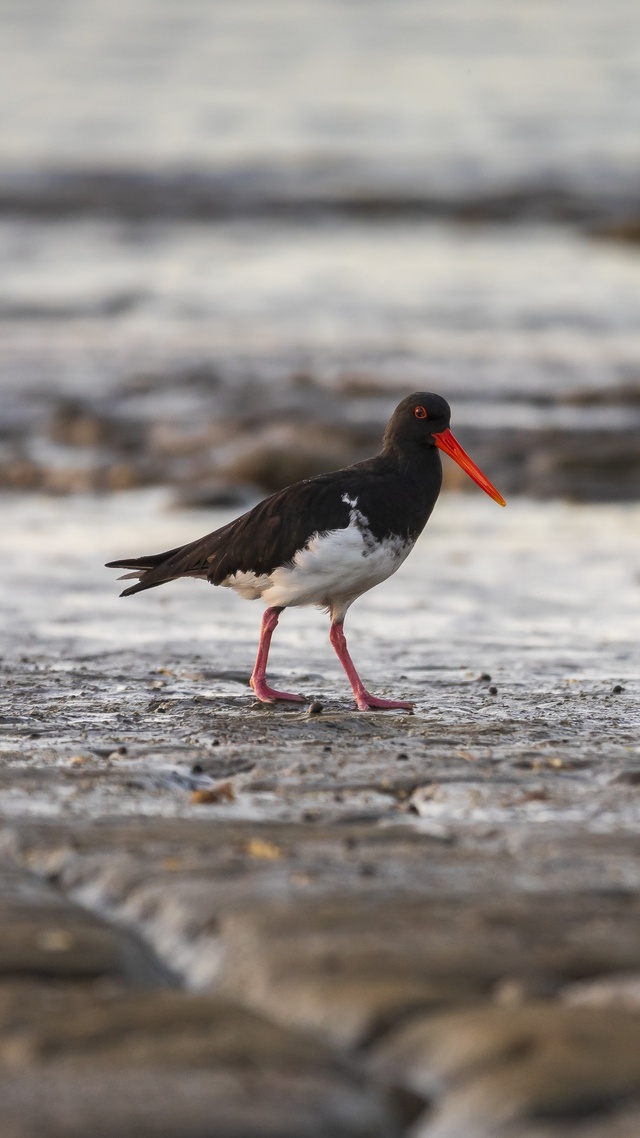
top-left (383, 392), bottom-right (506, 506)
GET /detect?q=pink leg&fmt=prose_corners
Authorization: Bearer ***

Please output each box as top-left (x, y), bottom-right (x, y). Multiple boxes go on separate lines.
top-left (250, 607), bottom-right (306, 704)
top-left (329, 621), bottom-right (414, 712)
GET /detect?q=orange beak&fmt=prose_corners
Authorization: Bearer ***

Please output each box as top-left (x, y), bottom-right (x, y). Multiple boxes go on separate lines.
top-left (434, 428), bottom-right (506, 507)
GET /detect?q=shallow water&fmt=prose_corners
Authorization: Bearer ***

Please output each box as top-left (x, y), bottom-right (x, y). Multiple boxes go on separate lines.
top-left (2, 218), bottom-right (640, 408)
top-left (3, 0), bottom-right (640, 202)
top-left (1, 2), bottom-right (639, 502)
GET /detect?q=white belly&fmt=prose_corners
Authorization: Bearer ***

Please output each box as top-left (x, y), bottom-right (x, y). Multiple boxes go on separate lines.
top-left (221, 519), bottom-right (413, 621)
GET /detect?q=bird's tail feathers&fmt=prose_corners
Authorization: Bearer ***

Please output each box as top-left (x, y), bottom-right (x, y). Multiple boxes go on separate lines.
top-left (105, 546), bottom-right (186, 596)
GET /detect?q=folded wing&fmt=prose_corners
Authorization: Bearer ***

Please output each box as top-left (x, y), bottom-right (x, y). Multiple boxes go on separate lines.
top-left (106, 476), bottom-right (355, 597)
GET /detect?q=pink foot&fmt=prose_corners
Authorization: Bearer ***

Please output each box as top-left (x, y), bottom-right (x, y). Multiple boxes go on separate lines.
top-left (250, 677), bottom-right (306, 704)
top-left (354, 691), bottom-right (414, 712)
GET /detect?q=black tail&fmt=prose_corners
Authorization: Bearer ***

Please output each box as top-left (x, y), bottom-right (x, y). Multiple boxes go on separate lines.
top-left (105, 545), bottom-right (186, 596)
top-left (106, 514), bottom-right (238, 597)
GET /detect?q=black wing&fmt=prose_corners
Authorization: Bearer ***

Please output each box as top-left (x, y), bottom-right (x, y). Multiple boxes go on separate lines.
top-left (106, 471), bottom-right (365, 596)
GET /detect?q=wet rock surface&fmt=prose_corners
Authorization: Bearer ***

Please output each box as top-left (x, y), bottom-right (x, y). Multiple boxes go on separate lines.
top-left (0, 983), bottom-right (397, 1138)
top-left (0, 856), bottom-right (170, 987)
top-left (1, 218), bottom-right (640, 503)
top-left (1, 490), bottom-right (639, 1134)
top-left (372, 1002), bottom-right (640, 1138)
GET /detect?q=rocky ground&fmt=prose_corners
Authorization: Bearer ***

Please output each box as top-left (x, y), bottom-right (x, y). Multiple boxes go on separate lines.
top-left (1, 488), bottom-right (639, 1136)
top-left (2, 216), bottom-right (640, 508)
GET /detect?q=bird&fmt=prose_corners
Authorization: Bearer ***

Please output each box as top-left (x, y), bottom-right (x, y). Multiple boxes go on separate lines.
top-left (106, 392), bottom-right (505, 711)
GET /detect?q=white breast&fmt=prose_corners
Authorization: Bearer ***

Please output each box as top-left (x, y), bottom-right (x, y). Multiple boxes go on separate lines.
top-left (220, 500), bottom-right (413, 621)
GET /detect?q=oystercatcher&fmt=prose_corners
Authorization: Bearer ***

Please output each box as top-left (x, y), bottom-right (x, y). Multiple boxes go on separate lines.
top-left (107, 393), bottom-right (505, 710)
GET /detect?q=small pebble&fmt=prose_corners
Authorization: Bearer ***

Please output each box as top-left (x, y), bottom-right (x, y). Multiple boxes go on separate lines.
top-left (397, 752), bottom-right (409, 761)
top-left (489, 686), bottom-right (498, 696)
top-left (191, 762), bottom-right (204, 774)
top-left (308, 701), bottom-right (323, 716)
top-left (36, 929), bottom-right (75, 953)
top-left (68, 754), bottom-right (89, 766)
top-left (479, 673), bottom-right (492, 682)
top-left (612, 684), bottom-right (625, 694)
top-left (493, 978), bottom-right (529, 1007)
top-left (245, 837), bottom-right (282, 860)
top-left (191, 782), bottom-right (235, 805)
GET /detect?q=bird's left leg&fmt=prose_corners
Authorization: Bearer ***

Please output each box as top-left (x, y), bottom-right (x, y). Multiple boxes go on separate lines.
top-left (329, 620), bottom-right (414, 711)
top-left (250, 606), bottom-right (306, 703)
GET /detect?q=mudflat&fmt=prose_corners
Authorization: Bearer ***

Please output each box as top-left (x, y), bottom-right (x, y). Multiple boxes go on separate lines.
top-left (1, 488), bottom-right (639, 1135)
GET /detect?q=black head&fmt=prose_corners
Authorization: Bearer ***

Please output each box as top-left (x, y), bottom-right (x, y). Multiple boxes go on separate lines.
top-left (382, 390), bottom-right (506, 506)
top-left (382, 392), bottom-right (452, 454)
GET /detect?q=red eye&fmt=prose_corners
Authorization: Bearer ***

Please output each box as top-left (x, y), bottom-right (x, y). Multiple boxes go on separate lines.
top-left (414, 405), bottom-right (428, 419)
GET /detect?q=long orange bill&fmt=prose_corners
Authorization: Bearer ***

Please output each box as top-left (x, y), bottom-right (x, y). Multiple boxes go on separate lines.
top-left (434, 428), bottom-right (506, 507)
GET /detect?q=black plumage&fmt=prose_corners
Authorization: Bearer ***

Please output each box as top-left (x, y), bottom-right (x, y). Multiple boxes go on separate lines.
top-left (106, 392), bottom-right (450, 596)
top-left (106, 392), bottom-right (504, 711)
top-left (108, 453), bottom-right (442, 597)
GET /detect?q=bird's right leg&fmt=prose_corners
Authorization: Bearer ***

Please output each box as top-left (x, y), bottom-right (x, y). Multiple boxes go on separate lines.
top-left (329, 619), bottom-right (414, 711)
top-left (250, 606), bottom-right (306, 703)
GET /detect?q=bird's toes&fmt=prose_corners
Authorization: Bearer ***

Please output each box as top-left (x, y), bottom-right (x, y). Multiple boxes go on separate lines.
top-left (254, 687), bottom-right (307, 704)
top-left (355, 693), bottom-right (414, 712)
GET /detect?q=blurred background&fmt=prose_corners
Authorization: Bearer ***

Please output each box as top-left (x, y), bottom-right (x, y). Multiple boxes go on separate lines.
top-left (2, 0), bottom-right (640, 506)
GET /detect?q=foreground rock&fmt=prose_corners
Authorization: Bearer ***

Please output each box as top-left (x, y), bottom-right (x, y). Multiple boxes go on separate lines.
top-left (0, 854), bottom-right (399, 1138)
top-left (373, 1003), bottom-right (640, 1138)
top-left (0, 982), bottom-right (398, 1138)
top-left (0, 854), bottom-right (173, 987)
